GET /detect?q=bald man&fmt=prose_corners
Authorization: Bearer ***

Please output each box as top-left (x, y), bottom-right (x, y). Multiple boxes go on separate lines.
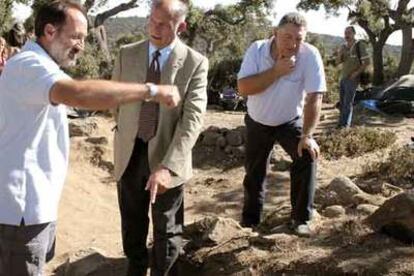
top-left (112, 0), bottom-right (208, 275)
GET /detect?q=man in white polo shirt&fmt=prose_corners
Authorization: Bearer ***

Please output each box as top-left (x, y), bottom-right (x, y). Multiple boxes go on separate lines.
top-left (238, 12), bottom-right (326, 236)
top-left (0, 1), bottom-right (180, 275)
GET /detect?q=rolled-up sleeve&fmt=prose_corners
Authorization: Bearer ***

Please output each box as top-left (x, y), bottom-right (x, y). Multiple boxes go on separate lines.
top-left (238, 42), bottom-right (260, 80)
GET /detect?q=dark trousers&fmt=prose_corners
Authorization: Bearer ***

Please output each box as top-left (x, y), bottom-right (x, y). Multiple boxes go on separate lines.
top-left (0, 220), bottom-right (56, 276)
top-left (118, 138), bottom-right (184, 276)
top-left (241, 114), bottom-right (316, 226)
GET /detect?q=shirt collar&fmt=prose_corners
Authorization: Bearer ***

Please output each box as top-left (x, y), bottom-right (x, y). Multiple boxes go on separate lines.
top-left (149, 38), bottom-right (177, 59)
top-left (22, 41), bottom-right (57, 65)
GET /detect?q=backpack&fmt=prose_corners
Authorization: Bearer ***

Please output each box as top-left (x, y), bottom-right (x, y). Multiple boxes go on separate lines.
top-left (355, 40), bottom-right (371, 85)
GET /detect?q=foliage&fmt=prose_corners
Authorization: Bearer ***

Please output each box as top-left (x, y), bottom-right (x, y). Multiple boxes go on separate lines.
top-left (362, 146), bottom-right (414, 187)
top-left (323, 65), bottom-right (341, 104)
top-left (297, 0), bottom-right (414, 85)
top-left (66, 42), bottom-right (111, 80)
top-left (207, 58), bottom-right (243, 104)
top-left (114, 33), bottom-right (145, 49)
top-left (180, 1), bottom-right (273, 101)
top-left (318, 127), bottom-right (397, 160)
top-left (0, 0), bottom-right (29, 34)
top-left (382, 54), bottom-right (399, 82)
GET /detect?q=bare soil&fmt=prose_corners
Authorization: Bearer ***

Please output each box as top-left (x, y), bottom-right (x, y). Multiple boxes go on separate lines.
top-left (45, 105), bottom-right (414, 275)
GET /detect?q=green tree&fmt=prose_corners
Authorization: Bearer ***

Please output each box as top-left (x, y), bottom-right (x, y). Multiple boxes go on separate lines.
top-left (181, 1), bottom-right (273, 98)
top-left (298, 0), bottom-right (414, 85)
top-left (0, 0), bottom-right (29, 34)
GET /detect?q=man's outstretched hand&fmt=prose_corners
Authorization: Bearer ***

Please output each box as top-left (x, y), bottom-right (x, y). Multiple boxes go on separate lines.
top-left (155, 85), bottom-right (181, 108)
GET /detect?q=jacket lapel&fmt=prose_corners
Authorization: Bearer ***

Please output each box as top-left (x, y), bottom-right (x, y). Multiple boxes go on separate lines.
top-left (161, 40), bottom-right (186, 84)
top-left (134, 40), bottom-right (149, 83)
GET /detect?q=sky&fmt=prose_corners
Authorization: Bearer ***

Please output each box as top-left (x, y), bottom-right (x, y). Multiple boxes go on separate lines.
top-left (12, 0), bottom-right (409, 45)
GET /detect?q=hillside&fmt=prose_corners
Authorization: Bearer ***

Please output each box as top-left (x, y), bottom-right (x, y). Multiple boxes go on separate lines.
top-left (104, 16), bottom-right (402, 59)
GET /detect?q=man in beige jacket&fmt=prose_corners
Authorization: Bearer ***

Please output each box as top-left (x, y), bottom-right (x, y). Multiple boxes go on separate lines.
top-left (112, 0), bottom-right (208, 275)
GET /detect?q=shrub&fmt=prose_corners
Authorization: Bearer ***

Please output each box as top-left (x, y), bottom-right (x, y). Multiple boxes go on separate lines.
top-left (324, 64), bottom-right (341, 104)
top-left (318, 127), bottom-right (397, 160)
top-left (66, 42), bottom-right (112, 80)
top-left (362, 146), bottom-right (414, 187)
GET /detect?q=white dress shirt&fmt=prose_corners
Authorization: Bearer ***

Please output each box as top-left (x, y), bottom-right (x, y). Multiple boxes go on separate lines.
top-left (148, 39), bottom-right (176, 71)
top-left (0, 41), bottom-right (70, 225)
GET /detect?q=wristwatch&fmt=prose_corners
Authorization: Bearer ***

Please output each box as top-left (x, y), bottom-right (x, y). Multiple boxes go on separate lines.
top-left (145, 83), bottom-right (158, 101)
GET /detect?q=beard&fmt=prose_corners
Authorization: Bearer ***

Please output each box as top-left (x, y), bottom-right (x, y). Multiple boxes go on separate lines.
top-left (49, 40), bottom-right (79, 68)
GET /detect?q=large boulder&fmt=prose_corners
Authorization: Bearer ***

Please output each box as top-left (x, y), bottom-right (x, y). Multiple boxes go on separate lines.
top-left (329, 176), bottom-right (363, 204)
top-left (53, 248), bottom-right (126, 276)
top-left (323, 205), bottom-right (346, 218)
top-left (225, 130), bottom-right (244, 146)
top-left (184, 216), bottom-right (254, 247)
top-left (201, 131), bottom-right (222, 146)
top-left (366, 192), bottom-right (414, 243)
top-left (320, 177), bottom-right (386, 207)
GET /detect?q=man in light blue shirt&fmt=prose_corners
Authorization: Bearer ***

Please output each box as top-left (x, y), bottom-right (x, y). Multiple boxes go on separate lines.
top-left (0, 1), bottom-right (180, 275)
top-left (238, 12), bottom-right (326, 237)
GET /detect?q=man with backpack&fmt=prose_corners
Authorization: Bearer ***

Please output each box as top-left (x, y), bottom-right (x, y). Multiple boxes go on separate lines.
top-left (336, 26), bottom-right (370, 128)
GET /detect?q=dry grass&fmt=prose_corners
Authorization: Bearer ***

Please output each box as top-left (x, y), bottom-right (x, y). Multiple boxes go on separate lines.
top-left (318, 127), bottom-right (397, 160)
top-left (362, 145), bottom-right (414, 188)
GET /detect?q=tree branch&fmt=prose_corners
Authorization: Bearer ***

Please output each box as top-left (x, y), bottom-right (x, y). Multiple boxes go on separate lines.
top-left (94, 0), bottom-right (139, 28)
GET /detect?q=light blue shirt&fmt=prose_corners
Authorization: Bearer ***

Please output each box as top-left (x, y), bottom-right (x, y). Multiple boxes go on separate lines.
top-left (0, 41), bottom-right (70, 225)
top-left (238, 37), bottom-right (327, 126)
top-left (148, 39), bottom-right (176, 71)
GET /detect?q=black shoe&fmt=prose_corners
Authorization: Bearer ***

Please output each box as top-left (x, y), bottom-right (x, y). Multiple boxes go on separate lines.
top-left (240, 220), bottom-right (258, 228)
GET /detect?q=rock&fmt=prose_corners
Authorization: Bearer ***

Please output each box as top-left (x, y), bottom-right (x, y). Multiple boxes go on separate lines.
top-left (315, 189), bottom-right (340, 207)
top-left (357, 179), bottom-right (384, 194)
top-left (202, 131), bottom-right (222, 146)
top-left (356, 204), bottom-right (378, 216)
top-left (224, 145), bottom-right (232, 154)
top-left (272, 158), bottom-right (291, 172)
top-left (215, 136), bottom-right (227, 148)
top-left (85, 136), bottom-right (108, 145)
top-left (328, 177), bottom-right (363, 204)
top-left (324, 205), bottom-right (346, 218)
top-left (184, 216), bottom-right (253, 246)
top-left (230, 145), bottom-right (245, 157)
top-left (225, 130), bottom-right (244, 146)
top-left (269, 150), bottom-right (277, 164)
top-left (56, 248), bottom-right (110, 276)
top-left (366, 192), bottom-right (414, 243)
top-left (352, 193), bottom-right (386, 206)
top-left (69, 118), bottom-right (98, 137)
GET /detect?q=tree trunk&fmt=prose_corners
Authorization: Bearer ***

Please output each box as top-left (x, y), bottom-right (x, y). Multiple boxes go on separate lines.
top-left (396, 26), bottom-right (414, 77)
top-left (91, 25), bottom-right (111, 61)
top-left (90, 0), bottom-right (140, 62)
top-left (94, 0), bottom-right (139, 28)
top-left (372, 42), bottom-right (385, 85)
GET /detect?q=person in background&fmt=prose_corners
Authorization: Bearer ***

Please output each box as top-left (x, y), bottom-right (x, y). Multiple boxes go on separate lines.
top-left (237, 12), bottom-right (326, 237)
top-left (336, 26), bottom-right (370, 128)
top-left (0, 1), bottom-right (180, 275)
top-left (0, 36), bottom-right (8, 74)
top-left (112, 0), bottom-right (208, 275)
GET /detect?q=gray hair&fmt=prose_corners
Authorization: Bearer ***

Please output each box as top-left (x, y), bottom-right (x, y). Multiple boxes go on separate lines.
top-left (278, 12), bottom-right (307, 28)
top-left (152, 0), bottom-right (189, 22)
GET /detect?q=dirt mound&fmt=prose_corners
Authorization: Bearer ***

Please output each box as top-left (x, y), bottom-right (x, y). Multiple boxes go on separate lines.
top-left (45, 108), bottom-right (414, 275)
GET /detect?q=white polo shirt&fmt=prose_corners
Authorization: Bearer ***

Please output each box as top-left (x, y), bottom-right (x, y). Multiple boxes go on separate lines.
top-left (0, 41), bottom-right (70, 226)
top-left (238, 37), bottom-right (326, 126)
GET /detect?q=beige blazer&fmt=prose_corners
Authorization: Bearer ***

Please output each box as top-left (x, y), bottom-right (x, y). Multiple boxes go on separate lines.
top-left (112, 39), bottom-right (208, 188)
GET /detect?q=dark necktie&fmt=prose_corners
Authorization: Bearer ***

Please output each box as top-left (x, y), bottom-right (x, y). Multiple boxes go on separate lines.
top-left (137, 50), bottom-right (161, 142)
